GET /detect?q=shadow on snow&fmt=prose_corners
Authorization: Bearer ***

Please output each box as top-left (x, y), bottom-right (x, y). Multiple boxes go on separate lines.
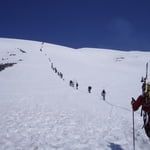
top-left (108, 142), bottom-right (124, 150)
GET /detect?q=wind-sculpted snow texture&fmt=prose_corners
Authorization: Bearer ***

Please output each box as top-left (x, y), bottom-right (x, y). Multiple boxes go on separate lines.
top-left (0, 38), bottom-right (150, 150)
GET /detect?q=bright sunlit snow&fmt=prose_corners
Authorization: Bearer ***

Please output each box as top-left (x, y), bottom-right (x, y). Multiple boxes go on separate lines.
top-left (0, 38), bottom-right (150, 150)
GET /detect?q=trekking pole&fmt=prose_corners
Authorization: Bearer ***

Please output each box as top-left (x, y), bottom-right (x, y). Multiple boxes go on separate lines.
top-left (132, 110), bottom-right (135, 150)
top-left (146, 62), bottom-right (148, 80)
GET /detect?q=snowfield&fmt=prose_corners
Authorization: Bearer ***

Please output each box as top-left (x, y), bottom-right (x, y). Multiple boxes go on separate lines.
top-left (0, 38), bottom-right (150, 150)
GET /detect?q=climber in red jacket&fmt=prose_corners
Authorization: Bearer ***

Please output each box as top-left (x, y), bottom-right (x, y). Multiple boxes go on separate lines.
top-left (131, 83), bottom-right (150, 138)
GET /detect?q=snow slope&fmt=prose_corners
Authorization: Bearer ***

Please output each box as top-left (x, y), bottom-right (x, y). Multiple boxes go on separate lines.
top-left (0, 38), bottom-right (150, 150)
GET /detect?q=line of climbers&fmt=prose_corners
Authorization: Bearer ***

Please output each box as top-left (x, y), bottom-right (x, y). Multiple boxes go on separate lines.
top-left (69, 80), bottom-right (106, 100)
top-left (49, 59), bottom-right (64, 80)
top-left (40, 46), bottom-right (64, 81)
top-left (49, 57), bottom-right (106, 100)
top-left (40, 45), bottom-right (107, 101)
top-left (40, 44), bottom-right (64, 81)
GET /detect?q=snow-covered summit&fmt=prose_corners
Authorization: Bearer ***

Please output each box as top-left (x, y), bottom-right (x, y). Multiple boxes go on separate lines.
top-left (0, 38), bottom-right (150, 150)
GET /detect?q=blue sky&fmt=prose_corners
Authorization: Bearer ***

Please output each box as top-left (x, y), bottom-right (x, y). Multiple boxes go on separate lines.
top-left (0, 0), bottom-right (150, 51)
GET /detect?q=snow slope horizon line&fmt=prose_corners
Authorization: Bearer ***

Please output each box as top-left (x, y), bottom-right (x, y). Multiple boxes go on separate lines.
top-left (0, 37), bottom-right (149, 53)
